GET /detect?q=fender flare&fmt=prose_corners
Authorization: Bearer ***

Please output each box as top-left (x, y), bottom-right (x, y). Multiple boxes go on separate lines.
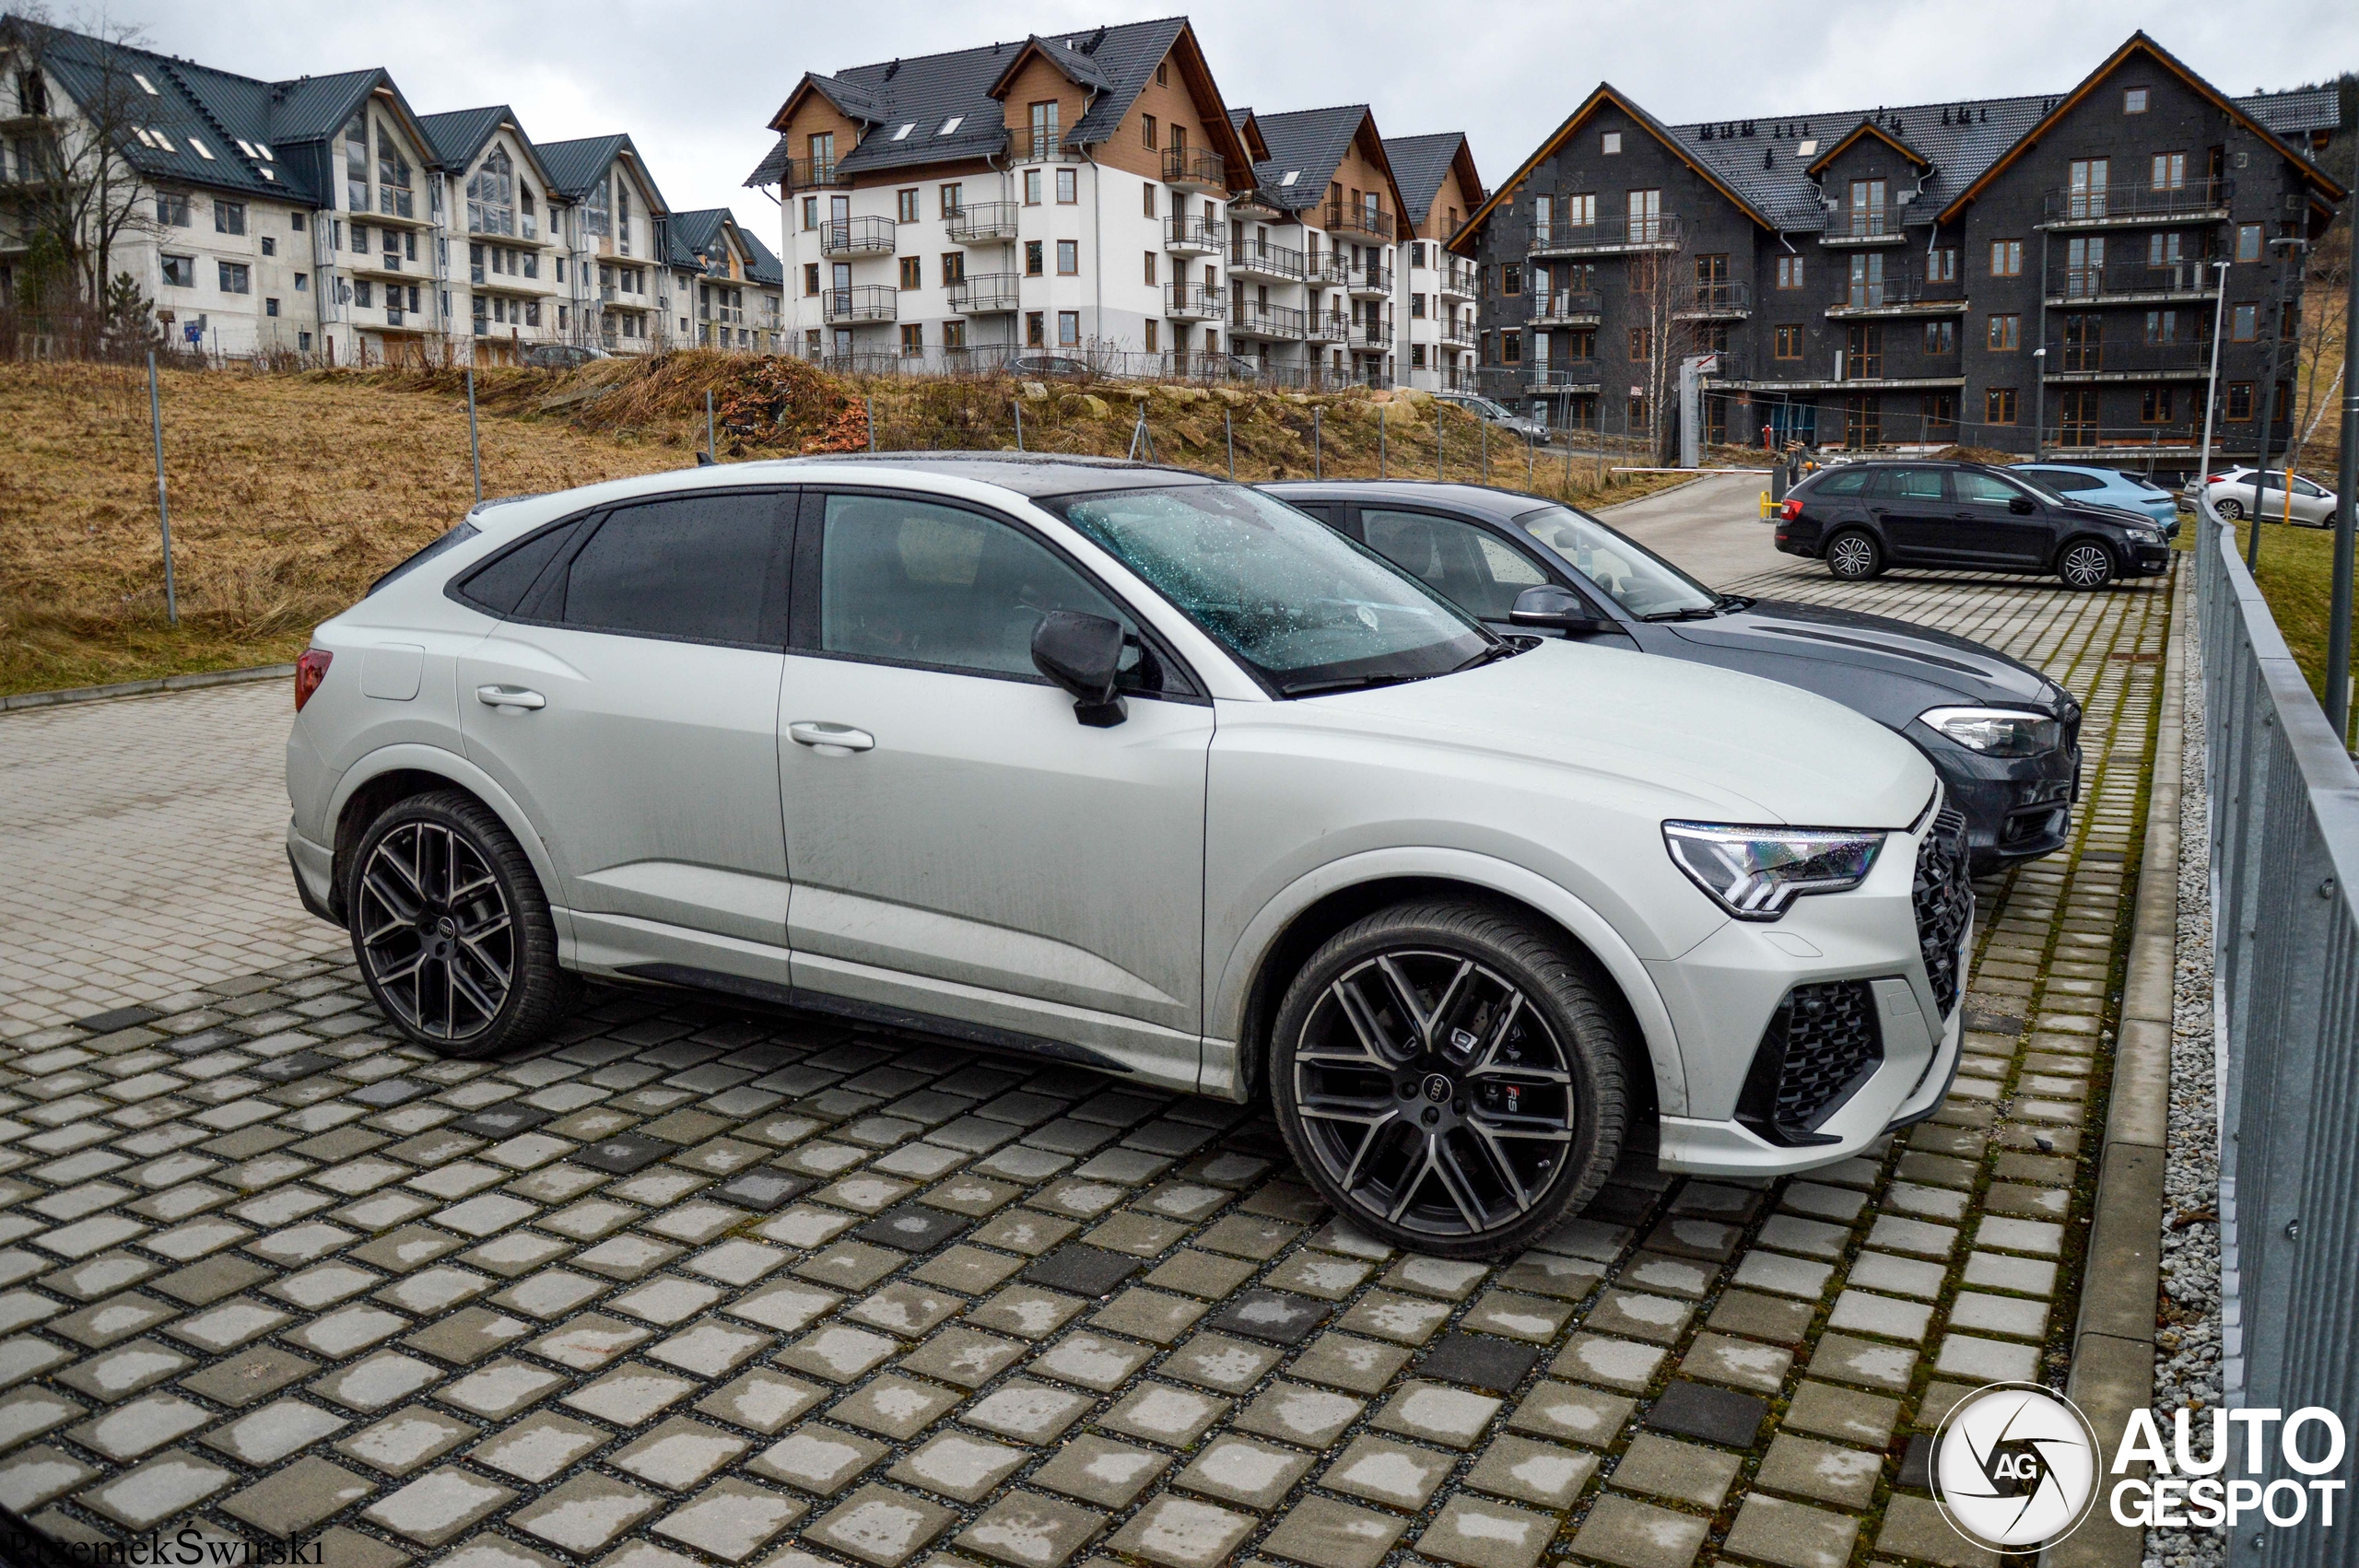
top-left (324, 743), bottom-right (564, 915)
top-left (1212, 846), bottom-right (1689, 1117)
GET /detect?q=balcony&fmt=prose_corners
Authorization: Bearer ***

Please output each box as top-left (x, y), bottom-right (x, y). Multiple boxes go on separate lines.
top-left (1229, 239), bottom-right (1304, 281)
top-left (1823, 264), bottom-right (1969, 317)
top-left (1347, 318), bottom-right (1391, 351)
top-left (1673, 281), bottom-right (1753, 319)
top-left (1166, 281), bottom-right (1225, 321)
top-left (1230, 299), bottom-right (1306, 340)
top-left (1531, 290), bottom-right (1601, 327)
top-left (1322, 203), bottom-right (1395, 241)
top-left (1163, 146), bottom-right (1226, 193)
top-left (946, 202), bottom-right (1020, 244)
top-left (1306, 253), bottom-right (1352, 288)
top-left (948, 274), bottom-right (1020, 313)
top-left (2044, 258), bottom-right (2223, 306)
top-left (822, 285), bottom-right (897, 324)
top-left (1531, 214), bottom-right (1684, 256)
top-left (1346, 263), bottom-right (1391, 298)
top-left (1018, 129), bottom-right (1077, 164)
top-left (2043, 178), bottom-right (2233, 228)
top-left (1526, 363), bottom-right (1602, 392)
top-left (1165, 216), bottom-right (1226, 257)
top-left (1439, 262), bottom-right (1478, 301)
top-left (1305, 311), bottom-right (1347, 342)
top-left (820, 216), bottom-right (896, 258)
top-left (2042, 336), bottom-right (2216, 380)
top-left (783, 157), bottom-right (851, 190)
top-left (1441, 318), bottom-right (1476, 347)
top-left (1818, 214), bottom-right (1907, 248)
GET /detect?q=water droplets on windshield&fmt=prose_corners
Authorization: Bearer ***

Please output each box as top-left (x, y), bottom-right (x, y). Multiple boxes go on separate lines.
top-left (1511, 504), bottom-right (1720, 618)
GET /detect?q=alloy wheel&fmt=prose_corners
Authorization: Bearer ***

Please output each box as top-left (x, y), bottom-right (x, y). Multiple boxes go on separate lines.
top-left (1290, 949), bottom-right (1577, 1241)
top-left (2214, 499), bottom-right (2244, 521)
top-left (2060, 544), bottom-right (2113, 589)
top-left (1829, 534), bottom-right (1876, 578)
top-left (356, 821), bottom-right (515, 1043)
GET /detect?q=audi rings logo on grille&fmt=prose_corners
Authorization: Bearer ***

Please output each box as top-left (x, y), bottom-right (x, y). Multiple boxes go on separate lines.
top-left (1931, 1383), bottom-right (2101, 1550)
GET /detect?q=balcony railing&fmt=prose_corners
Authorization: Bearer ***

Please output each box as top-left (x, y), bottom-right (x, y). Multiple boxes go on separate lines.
top-left (1163, 147), bottom-right (1226, 192)
top-left (1165, 216), bottom-right (1226, 256)
top-left (1305, 310), bottom-right (1348, 341)
top-left (948, 274), bottom-right (1021, 313)
top-left (822, 285), bottom-right (897, 323)
top-left (946, 202), bottom-right (1020, 244)
top-left (1819, 211), bottom-right (1906, 245)
top-left (1347, 263), bottom-right (1391, 297)
top-left (1322, 203), bottom-right (1395, 241)
top-left (2043, 178), bottom-right (2233, 225)
top-left (2042, 336), bottom-right (2215, 377)
top-left (1525, 363), bottom-right (1602, 390)
top-left (1306, 253), bottom-right (1352, 287)
top-left (1019, 129), bottom-right (1075, 163)
top-left (1229, 239), bottom-right (1305, 279)
top-left (1825, 263), bottom-right (1968, 312)
top-left (783, 157), bottom-right (850, 190)
top-left (1674, 280), bottom-right (1753, 317)
top-left (820, 216), bottom-right (896, 258)
top-left (1230, 299), bottom-right (1307, 339)
top-left (1347, 318), bottom-right (1391, 350)
top-left (1531, 213), bottom-right (1684, 253)
top-left (1531, 290), bottom-right (1602, 325)
top-left (1441, 319), bottom-right (1476, 347)
top-left (1440, 262), bottom-right (1478, 299)
top-left (2046, 259), bottom-right (2223, 301)
top-left (1166, 282), bottom-right (1224, 320)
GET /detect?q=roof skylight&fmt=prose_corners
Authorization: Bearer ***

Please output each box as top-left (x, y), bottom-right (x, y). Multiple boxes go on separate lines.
top-left (187, 135), bottom-right (214, 160)
top-left (132, 73), bottom-right (158, 96)
top-left (939, 116), bottom-right (962, 135)
top-left (892, 123), bottom-right (915, 140)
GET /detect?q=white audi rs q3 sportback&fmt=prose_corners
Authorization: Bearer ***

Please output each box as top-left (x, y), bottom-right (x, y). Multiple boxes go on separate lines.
top-left (287, 454), bottom-right (1972, 1257)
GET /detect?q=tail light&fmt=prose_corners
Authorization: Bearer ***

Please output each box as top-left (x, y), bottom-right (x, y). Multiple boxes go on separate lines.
top-left (1780, 496), bottom-right (1804, 521)
top-left (294, 649), bottom-right (333, 712)
top-left (2206, 474), bottom-right (2231, 484)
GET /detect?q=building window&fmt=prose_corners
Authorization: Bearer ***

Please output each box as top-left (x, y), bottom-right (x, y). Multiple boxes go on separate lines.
top-left (154, 192), bottom-right (190, 227)
top-left (217, 261), bottom-right (250, 294)
top-left (2124, 87), bottom-right (2149, 113)
top-left (1928, 247), bottom-right (1956, 283)
top-left (1057, 240), bottom-right (1078, 275)
top-left (943, 319), bottom-right (966, 351)
top-left (1156, 62), bottom-right (1168, 87)
top-left (259, 236), bottom-right (276, 258)
top-left (1629, 325), bottom-right (1650, 360)
top-left (940, 182), bottom-right (963, 217)
top-left (264, 298), bottom-right (278, 317)
top-left (1989, 240), bottom-right (2023, 277)
top-left (1501, 331), bottom-right (1520, 364)
top-left (290, 211), bottom-right (305, 232)
top-left (1057, 310), bottom-right (1079, 346)
top-left (2236, 225), bottom-right (2262, 263)
top-left (159, 252), bottom-right (195, 288)
top-left (2144, 309), bottom-right (2182, 345)
top-left (1024, 170), bottom-right (1041, 205)
top-left (1026, 241), bottom-right (1044, 276)
top-left (1987, 313), bottom-right (2020, 351)
top-left (802, 196), bottom-right (817, 230)
top-left (1144, 319), bottom-right (1158, 352)
top-left (293, 273), bottom-right (307, 291)
top-left (212, 199), bottom-right (246, 235)
top-left (1924, 320), bottom-right (1955, 355)
top-left (1568, 327), bottom-right (1596, 358)
top-left (1142, 114), bottom-right (1157, 149)
top-left (1986, 387), bottom-right (2017, 425)
top-left (1144, 252), bottom-right (1157, 286)
top-left (900, 323), bottom-right (923, 356)
top-left (1412, 343), bottom-right (1427, 369)
top-left (941, 252), bottom-right (964, 286)
top-left (1502, 264), bottom-right (1520, 296)
top-left (1602, 131), bottom-right (1622, 155)
top-left (1410, 293), bottom-right (1426, 318)
top-left (1056, 169), bottom-right (1077, 205)
top-left (897, 189), bottom-right (920, 223)
top-left (804, 263), bottom-right (820, 296)
top-left (2231, 302), bottom-right (2258, 341)
top-left (2151, 152), bottom-right (2186, 191)
top-left (1027, 311), bottom-right (1046, 347)
top-left (898, 257), bottom-right (921, 289)
top-left (2226, 381), bottom-right (2254, 420)
top-left (2141, 384), bottom-right (2174, 423)
top-left (297, 331), bottom-right (311, 351)
top-left (1774, 324), bottom-right (1802, 358)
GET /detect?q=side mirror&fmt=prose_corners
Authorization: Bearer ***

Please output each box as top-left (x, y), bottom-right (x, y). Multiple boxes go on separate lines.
top-left (1508, 585), bottom-right (1619, 636)
top-left (2009, 496), bottom-right (2036, 515)
top-left (1032, 611), bottom-right (1128, 727)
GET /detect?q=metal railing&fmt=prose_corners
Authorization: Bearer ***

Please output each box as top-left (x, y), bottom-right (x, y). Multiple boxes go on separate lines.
top-left (2044, 177), bottom-right (2233, 224)
top-left (1347, 263), bottom-right (1391, 296)
top-left (782, 157), bottom-right (849, 190)
top-left (807, 344), bottom-right (1372, 390)
top-left (1229, 239), bottom-right (1305, 279)
top-left (2042, 336), bottom-right (2215, 376)
top-left (2046, 258), bottom-right (2222, 300)
top-left (1824, 262), bottom-right (1967, 312)
top-left (1305, 310), bottom-right (1348, 342)
top-left (1531, 213), bottom-right (1684, 252)
top-left (821, 285), bottom-right (897, 323)
top-left (1229, 299), bottom-right (1307, 339)
top-left (946, 202), bottom-right (1020, 243)
top-left (1306, 253), bottom-right (1352, 287)
top-left (2203, 504), bottom-right (2359, 1568)
top-left (1439, 261), bottom-right (1478, 298)
top-left (1345, 317), bottom-right (1391, 350)
top-left (1531, 290), bottom-right (1602, 325)
top-left (1323, 203), bottom-right (1395, 240)
top-left (1674, 280), bottom-right (1753, 315)
top-left (1162, 146), bottom-right (1226, 190)
top-left (1165, 282), bottom-right (1224, 319)
top-left (1165, 216), bottom-right (1226, 255)
top-left (1019, 129), bottom-right (1074, 163)
top-left (820, 216), bottom-right (896, 257)
top-left (947, 274), bottom-right (1021, 313)
top-left (1440, 319), bottom-right (1476, 347)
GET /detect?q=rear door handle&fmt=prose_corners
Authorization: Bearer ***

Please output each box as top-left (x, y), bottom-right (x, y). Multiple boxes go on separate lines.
top-left (475, 685), bottom-right (546, 711)
top-left (789, 720), bottom-right (874, 755)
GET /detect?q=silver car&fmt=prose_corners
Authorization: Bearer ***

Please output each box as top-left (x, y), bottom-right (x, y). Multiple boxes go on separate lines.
top-left (2194, 466), bottom-right (2340, 526)
top-left (287, 455), bottom-right (1966, 1254)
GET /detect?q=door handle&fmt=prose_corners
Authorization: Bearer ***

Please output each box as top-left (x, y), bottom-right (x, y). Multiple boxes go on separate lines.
top-left (475, 685), bottom-right (546, 711)
top-left (789, 720), bottom-right (875, 755)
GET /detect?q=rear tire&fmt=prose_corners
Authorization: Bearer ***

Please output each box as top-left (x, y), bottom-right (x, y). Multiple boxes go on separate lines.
top-left (346, 790), bottom-right (576, 1059)
top-left (1825, 530), bottom-right (1883, 580)
top-left (1270, 898), bottom-right (1628, 1258)
top-left (2057, 539), bottom-right (2116, 591)
top-left (2214, 498), bottom-right (2245, 521)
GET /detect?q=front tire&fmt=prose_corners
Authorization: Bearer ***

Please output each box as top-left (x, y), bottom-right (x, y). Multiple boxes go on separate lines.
top-left (2057, 539), bottom-right (2116, 591)
top-left (347, 790), bottom-right (574, 1059)
top-left (1270, 899), bottom-right (1628, 1258)
top-left (1825, 530), bottom-right (1883, 580)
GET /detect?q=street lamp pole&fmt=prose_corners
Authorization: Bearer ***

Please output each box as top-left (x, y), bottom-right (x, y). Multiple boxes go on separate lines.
top-left (2194, 260), bottom-right (2233, 497)
top-left (2031, 347), bottom-right (2047, 456)
top-left (2326, 131), bottom-right (2359, 746)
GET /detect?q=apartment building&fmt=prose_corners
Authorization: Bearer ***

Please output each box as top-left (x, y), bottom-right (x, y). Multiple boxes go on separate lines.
top-left (1384, 131), bottom-right (1483, 390)
top-left (666, 208), bottom-right (785, 353)
top-left (1454, 31), bottom-right (2345, 465)
top-left (0, 16), bottom-right (777, 364)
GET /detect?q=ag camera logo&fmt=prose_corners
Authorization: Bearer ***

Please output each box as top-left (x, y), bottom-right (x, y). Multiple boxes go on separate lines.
top-left (1931, 1383), bottom-right (2101, 1550)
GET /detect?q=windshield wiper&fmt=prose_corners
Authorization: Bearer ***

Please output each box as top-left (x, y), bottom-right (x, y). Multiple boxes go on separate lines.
top-left (1638, 605), bottom-right (1726, 622)
top-left (1277, 672), bottom-right (1431, 696)
top-left (1450, 640), bottom-right (1527, 673)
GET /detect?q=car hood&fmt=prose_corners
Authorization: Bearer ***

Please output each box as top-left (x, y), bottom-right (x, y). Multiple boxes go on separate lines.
top-left (1304, 638), bottom-right (1936, 827)
top-left (1664, 599), bottom-right (2069, 712)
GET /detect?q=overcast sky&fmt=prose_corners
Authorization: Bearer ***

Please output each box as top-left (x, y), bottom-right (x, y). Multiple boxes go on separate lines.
top-left (93, 0), bottom-right (2357, 238)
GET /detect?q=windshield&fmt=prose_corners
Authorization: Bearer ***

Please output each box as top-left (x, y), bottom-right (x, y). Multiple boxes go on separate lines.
top-left (1510, 504), bottom-right (1720, 617)
top-left (1042, 484), bottom-right (1491, 694)
top-left (2009, 471), bottom-right (2070, 503)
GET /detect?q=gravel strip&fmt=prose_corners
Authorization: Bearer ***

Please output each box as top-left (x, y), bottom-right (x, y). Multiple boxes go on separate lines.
top-left (2147, 610), bottom-right (2222, 1568)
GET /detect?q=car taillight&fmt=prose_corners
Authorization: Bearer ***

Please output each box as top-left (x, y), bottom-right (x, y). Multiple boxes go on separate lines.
top-left (2206, 474), bottom-right (2231, 485)
top-left (294, 649), bottom-right (333, 711)
top-left (1780, 496), bottom-right (1804, 521)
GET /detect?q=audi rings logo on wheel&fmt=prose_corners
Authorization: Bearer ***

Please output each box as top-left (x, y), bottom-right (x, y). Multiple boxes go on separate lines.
top-left (1931, 1382), bottom-right (2101, 1550)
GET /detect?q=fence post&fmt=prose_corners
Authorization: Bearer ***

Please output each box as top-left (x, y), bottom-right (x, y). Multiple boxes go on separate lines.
top-left (866, 395), bottom-right (876, 451)
top-left (1379, 404), bottom-right (1387, 478)
top-left (1527, 430), bottom-right (1534, 489)
top-left (1480, 415), bottom-right (1488, 483)
top-left (1313, 406), bottom-right (1322, 480)
top-left (706, 390), bottom-right (716, 462)
top-left (146, 351), bottom-right (178, 627)
top-left (1014, 399), bottom-right (1025, 451)
top-left (465, 366), bottom-right (483, 504)
top-left (1438, 405), bottom-right (1444, 480)
top-left (1225, 409), bottom-right (1234, 479)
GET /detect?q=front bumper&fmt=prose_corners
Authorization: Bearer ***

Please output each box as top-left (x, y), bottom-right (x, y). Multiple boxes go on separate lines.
top-left (1921, 738), bottom-right (2079, 872)
top-left (2125, 541), bottom-right (2173, 576)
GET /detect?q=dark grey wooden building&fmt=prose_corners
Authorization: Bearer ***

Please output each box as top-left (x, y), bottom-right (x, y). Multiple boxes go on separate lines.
top-left (1450, 32), bottom-right (2345, 470)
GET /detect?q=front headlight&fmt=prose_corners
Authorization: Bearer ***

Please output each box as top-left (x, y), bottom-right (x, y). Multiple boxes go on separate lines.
top-left (1919, 706), bottom-right (2064, 756)
top-left (1661, 822), bottom-right (1886, 920)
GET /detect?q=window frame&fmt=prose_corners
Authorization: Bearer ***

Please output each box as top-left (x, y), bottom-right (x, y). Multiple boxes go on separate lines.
top-left (1773, 324), bottom-right (1803, 359)
top-left (1989, 239), bottom-right (2023, 277)
top-left (1987, 312), bottom-right (2020, 352)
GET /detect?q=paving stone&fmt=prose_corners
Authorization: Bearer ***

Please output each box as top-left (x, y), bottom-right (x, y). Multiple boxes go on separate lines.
top-left (1034, 1332), bottom-right (1156, 1392)
top-left (1029, 1433), bottom-right (1171, 1509)
top-left (830, 1375), bottom-right (963, 1440)
top-left (1585, 1289), bottom-right (1694, 1345)
top-left (803, 1483), bottom-right (956, 1567)
top-left (1962, 1250), bottom-right (2059, 1296)
top-left (1462, 1432), bottom-right (1599, 1508)
top-left (1827, 1288), bottom-right (1935, 1344)
top-left (1546, 1333), bottom-right (1665, 1393)
top-left (1105, 1492), bottom-right (1258, 1568)
top-left (652, 1478), bottom-right (808, 1562)
top-left (335, 1405), bottom-right (476, 1476)
top-left (362, 1465), bottom-right (515, 1547)
top-left (1203, 1288), bottom-right (1328, 1345)
top-left (1781, 1380), bottom-right (1901, 1447)
top-left (913, 1245), bottom-right (1026, 1297)
top-left (1704, 1289), bottom-right (1814, 1345)
top-left (967, 1380), bottom-right (1095, 1444)
top-left (1335, 1290), bottom-right (1451, 1346)
top-left (180, 1344), bottom-right (316, 1407)
top-left (77, 1447), bottom-right (234, 1529)
top-left (1087, 1288), bottom-right (1206, 1346)
top-left (1022, 1246), bottom-right (1140, 1298)
top-left (1806, 1330), bottom-right (1918, 1392)
top-left (1416, 1331), bottom-right (1540, 1392)
top-left (1876, 1494), bottom-right (2003, 1567)
top-left (1933, 1333), bottom-right (2042, 1382)
top-left (562, 1365), bottom-right (698, 1426)
top-left (514, 1471), bottom-right (664, 1556)
top-left (1498, 1250), bottom-right (1607, 1300)
top-left (0, 1445), bottom-right (95, 1514)
top-left (1755, 1433), bottom-right (1883, 1509)
top-left (1608, 1433), bottom-right (1740, 1508)
top-left (1567, 1494), bottom-right (1708, 1568)
top-left (56, 1340), bottom-right (191, 1400)
top-left (1289, 1331), bottom-right (1412, 1395)
top-left (723, 1281), bottom-right (840, 1334)
top-left (751, 1423), bottom-right (891, 1494)
top-left (1370, 1380), bottom-right (1499, 1449)
top-left (1142, 1249), bottom-right (1256, 1300)
top-left (1415, 1492), bottom-right (1553, 1568)
top-left (221, 1454), bottom-right (374, 1536)
top-left (612, 1415), bottom-right (750, 1490)
top-left (1847, 1250), bottom-right (1949, 1301)
top-left (854, 1204), bottom-right (971, 1254)
top-left (1722, 1492), bottom-right (1859, 1568)
top-left (889, 1431), bottom-right (1031, 1503)
top-left (956, 1489), bottom-right (1109, 1568)
top-left (1751, 1215), bottom-right (1848, 1259)
top-left (1097, 1382), bottom-right (1230, 1446)
top-left (68, 1393), bottom-right (212, 1461)
top-left (1231, 1380), bottom-right (1363, 1446)
top-left (531, 1314), bottom-right (652, 1372)
top-left (1948, 1291), bottom-right (2048, 1339)
top-left (697, 1368), bottom-right (827, 1435)
top-left (1159, 1331), bottom-right (1281, 1393)
top-left (1643, 1380), bottom-right (1766, 1447)
top-left (780, 1325), bottom-right (900, 1384)
top-left (899, 1327), bottom-right (1026, 1389)
top-left (1262, 1495), bottom-right (1405, 1568)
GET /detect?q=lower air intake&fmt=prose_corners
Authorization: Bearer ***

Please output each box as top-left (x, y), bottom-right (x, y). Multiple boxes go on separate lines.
top-left (1736, 979), bottom-right (1883, 1147)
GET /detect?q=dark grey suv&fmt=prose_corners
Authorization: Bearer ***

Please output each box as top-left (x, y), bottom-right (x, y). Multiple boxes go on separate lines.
top-left (1777, 459), bottom-right (2173, 588)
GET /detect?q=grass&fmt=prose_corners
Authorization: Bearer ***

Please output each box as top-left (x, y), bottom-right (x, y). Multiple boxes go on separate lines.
top-left (2246, 518), bottom-right (2358, 743)
top-left (0, 352), bottom-right (1702, 698)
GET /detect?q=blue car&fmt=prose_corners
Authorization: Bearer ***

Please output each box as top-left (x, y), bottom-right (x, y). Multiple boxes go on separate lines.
top-left (2011, 463), bottom-right (2182, 534)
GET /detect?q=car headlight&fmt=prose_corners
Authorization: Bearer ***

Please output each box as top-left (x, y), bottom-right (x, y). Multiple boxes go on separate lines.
top-left (1661, 823), bottom-right (1886, 920)
top-left (1919, 706), bottom-right (2064, 756)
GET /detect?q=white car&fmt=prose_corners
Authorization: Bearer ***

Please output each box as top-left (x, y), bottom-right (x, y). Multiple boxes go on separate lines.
top-left (2193, 466), bottom-right (2340, 526)
top-left (286, 455), bottom-right (1969, 1255)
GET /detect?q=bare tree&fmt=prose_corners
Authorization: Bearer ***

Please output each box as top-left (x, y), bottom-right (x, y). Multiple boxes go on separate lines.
top-left (1625, 227), bottom-right (1692, 462)
top-left (2290, 217), bottom-right (2350, 471)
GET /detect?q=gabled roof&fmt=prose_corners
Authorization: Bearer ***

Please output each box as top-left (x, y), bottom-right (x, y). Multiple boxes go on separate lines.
top-left (1807, 117), bottom-right (1931, 176)
top-left (667, 208), bottom-right (784, 289)
top-left (1383, 131), bottom-right (1484, 233)
top-left (1936, 30), bottom-right (2347, 221)
top-left (1249, 104), bottom-right (1409, 221)
top-left (538, 133), bottom-right (669, 215)
top-left (417, 105), bottom-right (556, 194)
top-left (988, 32), bottom-right (1112, 99)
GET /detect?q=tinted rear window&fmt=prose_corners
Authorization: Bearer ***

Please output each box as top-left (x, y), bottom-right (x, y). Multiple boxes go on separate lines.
top-left (370, 521), bottom-right (478, 597)
top-left (456, 520), bottom-right (581, 616)
top-left (560, 494), bottom-right (784, 644)
top-left (1810, 469), bottom-right (1870, 497)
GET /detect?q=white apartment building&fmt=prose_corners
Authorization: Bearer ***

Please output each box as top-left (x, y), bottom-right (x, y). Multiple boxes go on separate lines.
top-left (1384, 131), bottom-right (1485, 391)
top-left (665, 207), bottom-right (786, 353)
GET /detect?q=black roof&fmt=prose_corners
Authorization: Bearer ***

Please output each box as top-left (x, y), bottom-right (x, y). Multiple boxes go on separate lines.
top-left (1382, 131), bottom-right (1470, 226)
top-left (1250, 104), bottom-right (1374, 214)
top-left (666, 208), bottom-right (784, 288)
top-left (537, 133), bottom-right (669, 213)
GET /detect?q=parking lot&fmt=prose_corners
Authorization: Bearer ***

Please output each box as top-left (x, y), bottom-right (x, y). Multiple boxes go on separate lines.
top-left (0, 490), bottom-right (2170, 1568)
